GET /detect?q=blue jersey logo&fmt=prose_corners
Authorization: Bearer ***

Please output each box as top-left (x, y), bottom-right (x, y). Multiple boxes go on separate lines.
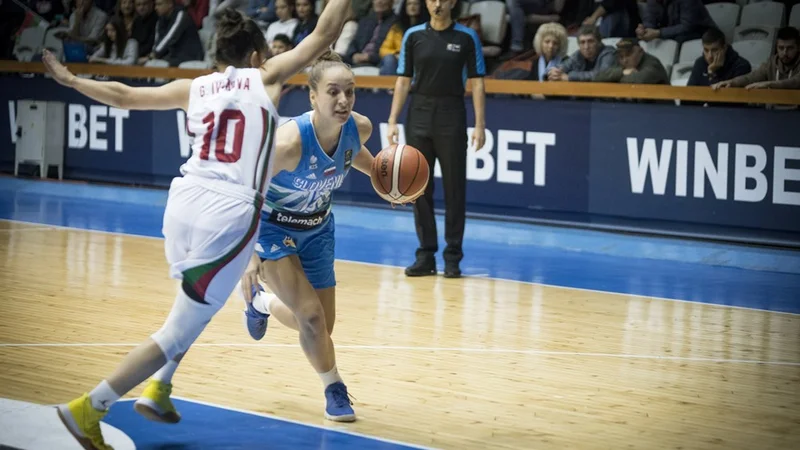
top-left (265, 112), bottom-right (361, 217)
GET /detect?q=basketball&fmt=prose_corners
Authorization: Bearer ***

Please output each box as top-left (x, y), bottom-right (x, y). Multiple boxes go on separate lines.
top-left (370, 144), bottom-right (430, 204)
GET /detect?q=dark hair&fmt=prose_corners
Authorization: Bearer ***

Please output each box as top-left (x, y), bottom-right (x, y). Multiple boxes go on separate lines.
top-left (777, 26), bottom-right (800, 43)
top-left (616, 37), bottom-right (640, 51)
top-left (272, 34), bottom-right (293, 47)
top-left (396, 0), bottom-right (429, 32)
top-left (701, 27), bottom-right (726, 46)
top-left (276, 0), bottom-right (296, 13)
top-left (577, 24), bottom-right (602, 42)
top-left (214, 9), bottom-right (268, 68)
top-left (308, 50), bottom-right (352, 91)
top-left (102, 17), bottom-right (128, 59)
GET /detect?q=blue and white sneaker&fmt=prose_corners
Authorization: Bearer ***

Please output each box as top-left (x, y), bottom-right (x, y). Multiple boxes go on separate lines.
top-left (243, 284), bottom-right (269, 340)
top-left (324, 382), bottom-right (356, 422)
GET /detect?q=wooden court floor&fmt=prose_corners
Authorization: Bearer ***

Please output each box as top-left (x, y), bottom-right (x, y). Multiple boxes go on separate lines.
top-left (0, 220), bottom-right (799, 449)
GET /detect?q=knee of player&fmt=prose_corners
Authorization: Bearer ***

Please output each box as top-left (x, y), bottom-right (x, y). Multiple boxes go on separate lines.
top-left (295, 303), bottom-right (327, 335)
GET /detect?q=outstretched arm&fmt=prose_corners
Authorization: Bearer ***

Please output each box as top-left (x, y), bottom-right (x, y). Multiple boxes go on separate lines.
top-left (261, 0), bottom-right (352, 86)
top-left (351, 112), bottom-right (374, 176)
top-left (42, 50), bottom-right (191, 111)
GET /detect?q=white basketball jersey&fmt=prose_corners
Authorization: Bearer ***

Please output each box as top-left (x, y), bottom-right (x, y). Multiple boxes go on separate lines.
top-left (181, 66), bottom-right (279, 197)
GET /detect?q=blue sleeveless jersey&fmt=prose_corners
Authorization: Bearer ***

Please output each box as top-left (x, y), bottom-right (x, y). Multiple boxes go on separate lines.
top-left (261, 111), bottom-right (361, 230)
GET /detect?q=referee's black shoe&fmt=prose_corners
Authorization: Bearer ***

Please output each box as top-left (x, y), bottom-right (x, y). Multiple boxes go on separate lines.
top-left (405, 258), bottom-right (436, 277)
top-left (443, 261), bottom-right (461, 279)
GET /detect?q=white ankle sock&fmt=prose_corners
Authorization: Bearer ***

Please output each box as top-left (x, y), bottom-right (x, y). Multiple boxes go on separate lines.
top-left (89, 380), bottom-right (121, 411)
top-left (152, 360), bottom-right (179, 385)
top-left (319, 365), bottom-right (343, 388)
top-left (252, 292), bottom-right (273, 315)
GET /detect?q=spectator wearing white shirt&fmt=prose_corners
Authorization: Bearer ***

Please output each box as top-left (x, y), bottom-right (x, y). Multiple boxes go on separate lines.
top-left (264, 0), bottom-right (298, 44)
top-left (90, 17), bottom-right (139, 65)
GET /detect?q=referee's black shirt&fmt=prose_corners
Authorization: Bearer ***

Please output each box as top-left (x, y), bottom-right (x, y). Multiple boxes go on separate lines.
top-left (397, 22), bottom-right (486, 97)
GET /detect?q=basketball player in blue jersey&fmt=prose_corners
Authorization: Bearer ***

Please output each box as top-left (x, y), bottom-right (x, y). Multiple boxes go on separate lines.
top-left (239, 51), bottom-right (375, 422)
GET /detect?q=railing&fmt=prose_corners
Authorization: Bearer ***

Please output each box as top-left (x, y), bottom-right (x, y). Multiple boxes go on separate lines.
top-left (2, 61), bottom-right (800, 105)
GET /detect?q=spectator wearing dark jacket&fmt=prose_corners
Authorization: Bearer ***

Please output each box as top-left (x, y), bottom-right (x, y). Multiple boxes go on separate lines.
top-left (132, 0), bottom-right (159, 63)
top-left (714, 26), bottom-right (800, 91)
top-left (550, 25), bottom-right (616, 81)
top-left (247, 0), bottom-right (278, 25)
top-left (292, 0), bottom-right (318, 46)
top-left (637, 0), bottom-right (716, 44)
top-left (595, 38), bottom-right (669, 84)
top-left (345, 0), bottom-right (396, 66)
top-left (149, 0), bottom-right (204, 66)
top-left (688, 27), bottom-right (750, 87)
top-left (581, 0), bottom-right (641, 38)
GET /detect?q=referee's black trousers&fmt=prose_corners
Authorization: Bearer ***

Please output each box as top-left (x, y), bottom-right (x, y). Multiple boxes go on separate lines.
top-left (406, 94), bottom-right (467, 264)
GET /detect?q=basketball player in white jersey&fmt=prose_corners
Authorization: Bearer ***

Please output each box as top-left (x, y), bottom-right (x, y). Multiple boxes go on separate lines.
top-left (41, 2), bottom-right (354, 448)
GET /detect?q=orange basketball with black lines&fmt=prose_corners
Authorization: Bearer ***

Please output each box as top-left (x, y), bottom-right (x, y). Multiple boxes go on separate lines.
top-left (370, 144), bottom-right (429, 204)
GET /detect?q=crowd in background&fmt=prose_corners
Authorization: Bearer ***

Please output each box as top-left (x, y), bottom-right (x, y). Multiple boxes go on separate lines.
top-left (0, 0), bottom-right (798, 90)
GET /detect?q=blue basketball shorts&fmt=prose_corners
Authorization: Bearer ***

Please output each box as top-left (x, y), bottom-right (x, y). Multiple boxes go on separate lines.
top-left (255, 212), bottom-right (336, 290)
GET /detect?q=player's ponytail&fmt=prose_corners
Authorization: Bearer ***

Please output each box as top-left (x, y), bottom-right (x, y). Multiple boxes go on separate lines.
top-left (214, 9), bottom-right (267, 68)
top-left (308, 49), bottom-right (352, 91)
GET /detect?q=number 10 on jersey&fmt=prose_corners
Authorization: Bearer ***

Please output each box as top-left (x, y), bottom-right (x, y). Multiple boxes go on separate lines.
top-left (197, 109), bottom-right (246, 163)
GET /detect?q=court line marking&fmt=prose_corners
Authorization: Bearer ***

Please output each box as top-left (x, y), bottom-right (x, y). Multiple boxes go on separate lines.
top-left (2, 342), bottom-right (799, 366)
top-left (0, 225), bottom-right (56, 233)
top-left (119, 397), bottom-right (436, 450)
top-left (36, 397), bottom-right (437, 450)
top-left (2, 217), bottom-right (799, 317)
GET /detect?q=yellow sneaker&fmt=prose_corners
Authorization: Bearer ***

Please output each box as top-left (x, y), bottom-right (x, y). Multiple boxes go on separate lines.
top-left (56, 393), bottom-right (113, 450)
top-left (133, 379), bottom-right (181, 424)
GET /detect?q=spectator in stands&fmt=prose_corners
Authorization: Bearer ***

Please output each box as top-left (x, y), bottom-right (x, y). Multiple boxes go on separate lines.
top-left (59, 0), bottom-right (109, 50)
top-left (352, 0), bottom-right (374, 20)
top-left (595, 37), bottom-right (669, 83)
top-left (549, 24), bottom-right (615, 81)
top-left (183, 0), bottom-right (210, 28)
top-left (345, 0), bottom-right (395, 66)
top-left (117, 0), bottom-right (137, 34)
top-left (270, 32), bottom-right (292, 55)
top-left (322, 0), bottom-right (358, 58)
top-left (148, 0), bottom-right (205, 66)
top-left (247, 0), bottom-right (277, 27)
top-left (32, 0), bottom-right (66, 23)
top-left (581, 0), bottom-right (640, 38)
top-left (292, 0), bottom-right (317, 45)
top-left (534, 22), bottom-right (567, 80)
top-left (713, 27), bottom-right (800, 91)
top-left (688, 27), bottom-right (750, 87)
top-left (264, 0), bottom-right (298, 44)
top-left (637, 0), bottom-right (716, 43)
top-left (90, 17), bottom-right (139, 64)
top-left (505, 0), bottom-right (565, 58)
top-left (379, 0), bottom-right (428, 75)
top-left (489, 22), bottom-right (566, 81)
top-left (132, 0), bottom-right (158, 64)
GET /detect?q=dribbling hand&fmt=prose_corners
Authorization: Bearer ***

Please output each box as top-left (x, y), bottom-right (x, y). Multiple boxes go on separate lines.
top-left (42, 49), bottom-right (76, 87)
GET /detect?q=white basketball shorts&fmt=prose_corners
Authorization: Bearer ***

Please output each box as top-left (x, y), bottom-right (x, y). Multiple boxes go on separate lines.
top-left (162, 174), bottom-right (262, 309)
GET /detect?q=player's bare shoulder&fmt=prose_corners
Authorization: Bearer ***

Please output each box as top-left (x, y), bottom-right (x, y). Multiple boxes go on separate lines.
top-left (271, 119), bottom-right (304, 173)
top-left (351, 112), bottom-right (373, 143)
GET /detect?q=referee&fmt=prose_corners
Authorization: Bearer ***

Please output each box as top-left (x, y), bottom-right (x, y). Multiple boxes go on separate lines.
top-left (387, 0), bottom-right (486, 279)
